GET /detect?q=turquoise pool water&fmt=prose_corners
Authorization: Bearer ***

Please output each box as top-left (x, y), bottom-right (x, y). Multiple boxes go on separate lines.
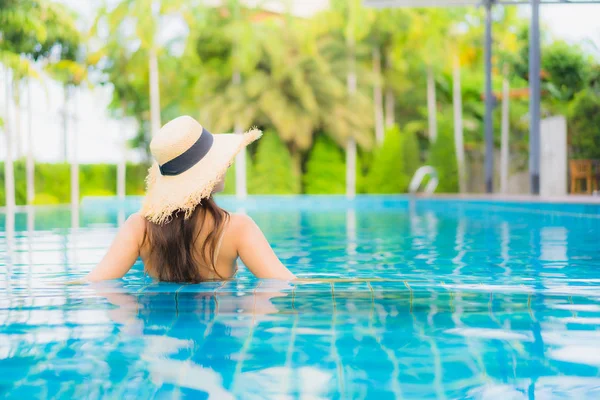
top-left (1, 196), bottom-right (599, 399)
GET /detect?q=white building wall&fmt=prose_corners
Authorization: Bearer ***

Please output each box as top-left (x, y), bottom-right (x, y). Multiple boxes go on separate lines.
top-left (540, 115), bottom-right (568, 197)
top-left (0, 70), bottom-right (139, 165)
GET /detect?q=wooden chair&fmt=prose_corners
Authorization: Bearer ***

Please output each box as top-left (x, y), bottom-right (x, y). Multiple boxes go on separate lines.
top-left (593, 160), bottom-right (600, 193)
top-left (569, 159), bottom-right (593, 194)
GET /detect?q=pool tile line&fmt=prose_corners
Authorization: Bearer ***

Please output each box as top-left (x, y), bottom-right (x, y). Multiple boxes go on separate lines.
top-left (527, 295), bottom-right (537, 322)
top-left (14, 299), bottom-right (93, 397)
top-left (330, 282), bottom-right (336, 311)
top-left (202, 280), bottom-right (228, 339)
top-left (111, 296), bottom-right (182, 400)
top-left (568, 295), bottom-right (578, 318)
top-left (169, 293), bottom-right (230, 399)
top-left (366, 281), bottom-right (376, 325)
top-left (366, 281), bottom-right (411, 398)
top-left (488, 293), bottom-right (501, 325)
top-left (231, 318), bottom-right (256, 391)
top-left (252, 280), bottom-right (263, 320)
top-left (212, 280), bottom-right (228, 314)
top-left (403, 281), bottom-right (414, 313)
top-left (229, 281), bottom-right (264, 392)
top-left (371, 329), bottom-right (405, 399)
top-left (450, 296), bottom-right (487, 381)
top-left (174, 285), bottom-right (186, 317)
top-left (330, 302), bottom-right (346, 400)
top-left (281, 312), bottom-right (299, 396)
top-left (136, 281), bottom-right (156, 294)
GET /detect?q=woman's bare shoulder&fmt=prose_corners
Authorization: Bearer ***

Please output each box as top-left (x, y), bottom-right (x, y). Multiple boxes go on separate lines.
top-left (126, 212), bottom-right (147, 229)
top-left (124, 213), bottom-right (147, 243)
top-left (227, 213), bottom-right (255, 233)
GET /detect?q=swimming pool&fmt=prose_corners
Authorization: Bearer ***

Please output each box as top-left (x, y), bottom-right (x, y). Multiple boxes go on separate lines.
top-left (1, 196), bottom-right (599, 399)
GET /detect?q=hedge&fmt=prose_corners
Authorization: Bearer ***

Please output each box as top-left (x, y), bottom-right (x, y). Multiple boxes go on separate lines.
top-left (248, 130), bottom-right (301, 195)
top-left (0, 161), bottom-right (148, 206)
top-left (303, 135), bottom-right (345, 194)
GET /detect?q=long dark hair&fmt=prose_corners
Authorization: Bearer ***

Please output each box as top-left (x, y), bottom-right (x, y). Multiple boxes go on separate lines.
top-left (144, 197), bottom-right (230, 282)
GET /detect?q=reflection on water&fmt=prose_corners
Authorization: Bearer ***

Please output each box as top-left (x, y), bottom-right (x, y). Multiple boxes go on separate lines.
top-left (1, 197), bottom-right (599, 399)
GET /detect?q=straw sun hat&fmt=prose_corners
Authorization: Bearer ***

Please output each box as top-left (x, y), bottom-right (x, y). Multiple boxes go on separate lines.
top-left (141, 116), bottom-right (262, 225)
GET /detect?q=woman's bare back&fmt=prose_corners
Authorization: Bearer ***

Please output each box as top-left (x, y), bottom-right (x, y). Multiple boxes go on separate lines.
top-left (87, 212), bottom-right (294, 282)
top-left (141, 213), bottom-right (240, 280)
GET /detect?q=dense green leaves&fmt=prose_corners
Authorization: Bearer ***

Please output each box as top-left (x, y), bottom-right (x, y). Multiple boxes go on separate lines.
top-left (303, 135), bottom-right (346, 194)
top-left (248, 131), bottom-right (301, 195)
top-left (364, 126), bottom-right (407, 194)
top-left (2, 0), bottom-right (600, 200)
top-left (543, 41), bottom-right (591, 102)
top-left (569, 90), bottom-right (600, 160)
top-left (0, 162), bottom-right (148, 206)
top-left (427, 132), bottom-right (459, 193)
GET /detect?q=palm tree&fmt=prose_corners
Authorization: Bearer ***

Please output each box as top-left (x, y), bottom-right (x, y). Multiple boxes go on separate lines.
top-left (89, 11), bottom-right (143, 196)
top-left (91, 0), bottom-right (190, 199)
top-left (1, 0), bottom-right (46, 208)
top-left (2, 0), bottom-right (82, 206)
top-left (2, 66), bottom-right (16, 210)
top-left (447, 13), bottom-right (481, 194)
top-left (366, 8), bottom-right (413, 143)
top-left (197, 3), bottom-right (373, 184)
top-left (98, 0), bottom-right (187, 138)
top-left (406, 9), bottom-right (455, 144)
top-left (189, 0), bottom-right (265, 196)
top-left (45, 59), bottom-right (87, 207)
top-left (321, 0), bottom-right (374, 197)
top-left (495, 8), bottom-right (522, 194)
top-left (377, 9), bottom-right (412, 131)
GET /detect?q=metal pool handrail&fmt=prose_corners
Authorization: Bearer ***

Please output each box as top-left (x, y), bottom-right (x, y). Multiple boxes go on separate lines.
top-left (409, 166), bottom-right (439, 195)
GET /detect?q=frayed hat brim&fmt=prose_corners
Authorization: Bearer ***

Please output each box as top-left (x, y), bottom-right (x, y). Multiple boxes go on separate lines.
top-left (141, 129), bottom-right (262, 225)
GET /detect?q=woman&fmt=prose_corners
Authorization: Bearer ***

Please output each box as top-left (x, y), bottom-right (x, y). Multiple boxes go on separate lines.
top-left (87, 116), bottom-right (295, 282)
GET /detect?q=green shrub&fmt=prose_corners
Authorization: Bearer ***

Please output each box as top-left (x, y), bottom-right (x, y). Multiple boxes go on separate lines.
top-left (427, 130), bottom-right (459, 193)
top-left (248, 130), bottom-right (300, 194)
top-left (33, 193), bottom-right (60, 205)
top-left (303, 135), bottom-right (345, 194)
top-left (221, 163), bottom-right (237, 195)
top-left (220, 152), bottom-right (254, 195)
top-left (0, 161), bottom-right (31, 204)
top-left (403, 129), bottom-right (421, 180)
top-left (35, 162), bottom-right (72, 204)
top-left (364, 126), bottom-right (409, 194)
top-left (126, 163), bottom-right (149, 195)
top-left (569, 89), bottom-right (600, 160)
top-left (81, 164), bottom-right (117, 197)
top-left (0, 161), bottom-right (150, 206)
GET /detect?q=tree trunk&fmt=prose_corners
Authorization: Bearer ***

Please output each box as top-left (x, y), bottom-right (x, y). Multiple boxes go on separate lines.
top-left (385, 88), bottom-right (395, 129)
top-left (346, 35), bottom-right (357, 199)
top-left (290, 149), bottom-right (302, 194)
top-left (426, 65), bottom-right (438, 143)
top-left (346, 138), bottom-right (357, 199)
top-left (232, 70), bottom-right (247, 199)
top-left (70, 86), bottom-right (79, 211)
top-left (117, 102), bottom-right (127, 200)
top-left (3, 68), bottom-right (16, 210)
top-left (373, 47), bottom-right (384, 146)
top-left (149, 46), bottom-right (161, 137)
top-left (500, 67), bottom-right (510, 194)
top-left (452, 57), bottom-right (466, 194)
top-left (384, 56), bottom-right (395, 128)
top-left (62, 86), bottom-right (69, 161)
top-left (26, 79), bottom-right (34, 204)
top-left (14, 80), bottom-right (22, 159)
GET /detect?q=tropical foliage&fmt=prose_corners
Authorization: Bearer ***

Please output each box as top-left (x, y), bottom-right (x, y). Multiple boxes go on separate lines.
top-left (0, 162), bottom-right (147, 205)
top-left (248, 130), bottom-right (301, 195)
top-left (303, 135), bottom-right (346, 195)
top-left (2, 0), bottom-right (600, 204)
